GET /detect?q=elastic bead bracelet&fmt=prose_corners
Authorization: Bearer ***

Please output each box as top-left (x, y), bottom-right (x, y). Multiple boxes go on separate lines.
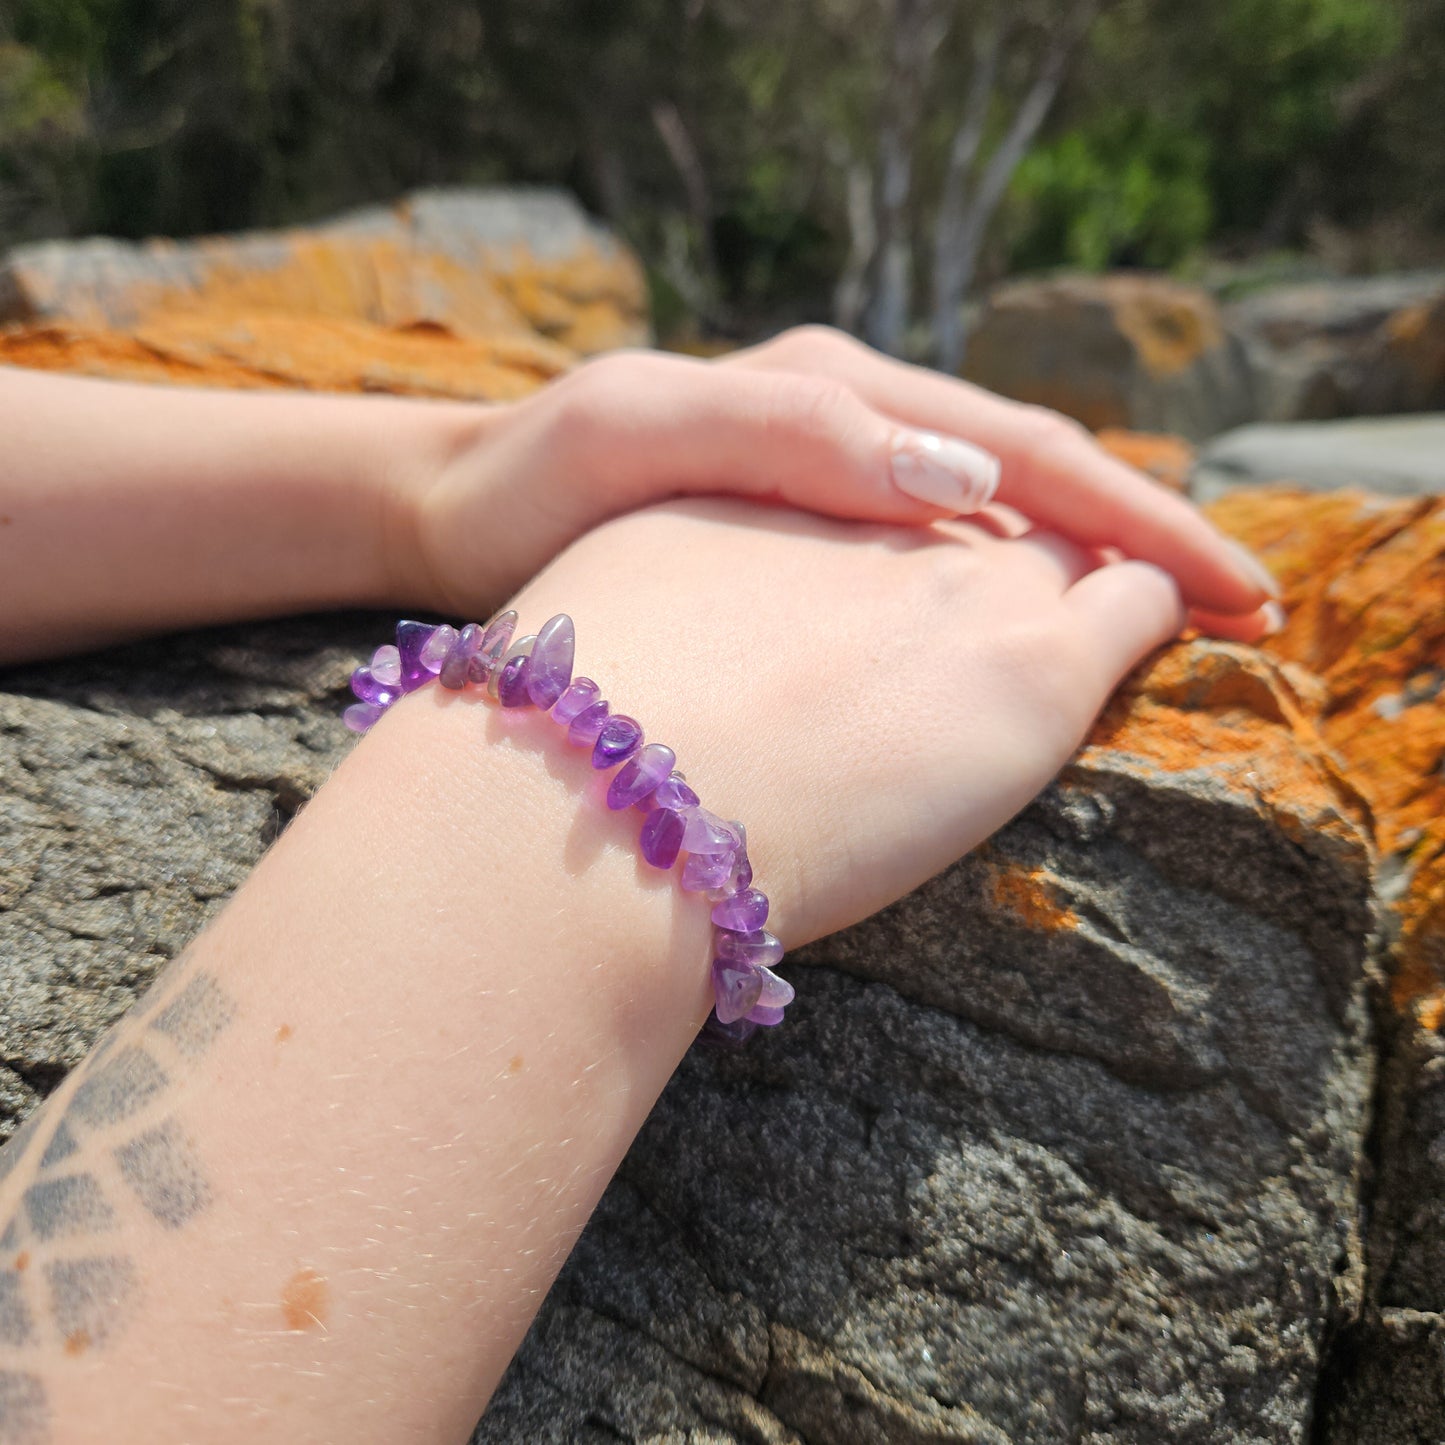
top-left (344, 614), bottom-right (792, 1043)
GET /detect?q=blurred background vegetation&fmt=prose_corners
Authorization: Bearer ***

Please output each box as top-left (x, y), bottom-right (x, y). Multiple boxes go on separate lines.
top-left (1, 0), bottom-right (1441, 356)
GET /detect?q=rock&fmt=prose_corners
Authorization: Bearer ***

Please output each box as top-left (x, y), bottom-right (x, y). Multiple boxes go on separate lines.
top-left (0, 315), bottom-right (574, 401)
top-left (963, 274), bottom-right (1256, 442)
top-left (1, 620), bottom-right (1377, 1441)
top-left (1212, 487), bottom-right (1445, 1441)
top-left (0, 187), bottom-right (649, 398)
top-left (481, 636), bottom-right (1376, 1443)
top-left (1211, 488), bottom-right (1445, 1030)
top-left (1225, 273), bottom-right (1445, 423)
top-left (1314, 1025), bottom-right (1445, 1443)
top-left (1192, 415), bottom-right (1445, 502)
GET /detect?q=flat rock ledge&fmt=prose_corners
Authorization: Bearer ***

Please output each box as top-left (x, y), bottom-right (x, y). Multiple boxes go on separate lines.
top-left (0, 619), bottom-right (1378, 1443)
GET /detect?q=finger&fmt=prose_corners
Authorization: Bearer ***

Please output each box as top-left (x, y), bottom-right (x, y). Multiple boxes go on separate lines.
top-left (729, 328), bottom-right (1278, 616)
top-left (1063, 560), bottom-right (1188, 697)
top-left (957, 501), bottom-right (1030, 539)
top-left (528, 352), bottom-right (1002, 527)
top-left (1187, 601), bottom-right (1286, 644)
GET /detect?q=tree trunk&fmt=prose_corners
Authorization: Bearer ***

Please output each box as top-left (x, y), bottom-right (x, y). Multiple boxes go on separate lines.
top-left (931, 22), bottom-right (1004, 373)
top-left (651, 98), bottom-right (722, 323)
top-left (863, 0), bottom-right (947, 355)
top-left (833, 154), bottom-right (877, 332)
top-left (866, 126), bottom-right (914, 353)
top-left (931, 0), bottom-right (1099, 372)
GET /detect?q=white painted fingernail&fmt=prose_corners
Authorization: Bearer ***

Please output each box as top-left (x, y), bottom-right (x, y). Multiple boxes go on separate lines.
top-left (890, 430), bottom-right (1001, 514)
top-left (1261, 600), bottom-right (1286, 636)
top-left (1226, 539), bottom-right (1282, 599)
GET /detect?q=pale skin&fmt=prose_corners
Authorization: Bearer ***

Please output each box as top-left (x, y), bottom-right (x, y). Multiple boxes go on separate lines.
top-left (0, 329), bottom-right (1278, 1442)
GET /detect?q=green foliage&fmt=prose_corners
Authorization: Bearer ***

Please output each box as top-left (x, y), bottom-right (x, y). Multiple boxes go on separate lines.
top-left (0, 0), bottom-right (1432, 326)
top-left (1084, 0), bottom-right (1401, 238)
top-left (0, 45), bottom-right (83, 137)
top-left (1009, 115), bottom-right (1214, 271)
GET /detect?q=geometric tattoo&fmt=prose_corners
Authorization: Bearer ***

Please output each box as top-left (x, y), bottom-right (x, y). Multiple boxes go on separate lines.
top-left (148, 976), bottom-right (236, 1061)
top-left (114, 1122), bottom-right (211, 1230)
top-left (0, 1370), bottom-right (47, 1444)
top-left (67, 1049), bottom-right (168, 1131)
top-left (44, 1258), bottom-right (138, 1352)
top-left (0, 967), bottom-right (238, 1439)
top-left (0, 1277), bottom-right (33, 1348)
top-left (22, 1177), bottom-right (115, 1243)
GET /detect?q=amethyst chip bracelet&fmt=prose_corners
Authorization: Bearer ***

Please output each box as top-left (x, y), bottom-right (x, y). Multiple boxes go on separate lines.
top-left (344, 613), bottom-right (792, 1042)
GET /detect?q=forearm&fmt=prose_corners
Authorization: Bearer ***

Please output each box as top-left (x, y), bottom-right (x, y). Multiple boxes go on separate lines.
top-left (0, 686), bottom-right (714, 1442)
top-left (0, 369), bottom-right (486, 663)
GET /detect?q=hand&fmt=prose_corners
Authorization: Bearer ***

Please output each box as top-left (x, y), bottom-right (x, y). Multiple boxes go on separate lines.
top-left (400, 327), bottom-right (1278, 641)
top-left (504, 495), bottom-right (1188, 948)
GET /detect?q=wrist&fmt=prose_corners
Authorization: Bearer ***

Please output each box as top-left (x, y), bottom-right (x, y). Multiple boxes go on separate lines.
top-left (343, 686), bottom-right (718, 1046)
top-left (366, 398), bottom-right (506, 615)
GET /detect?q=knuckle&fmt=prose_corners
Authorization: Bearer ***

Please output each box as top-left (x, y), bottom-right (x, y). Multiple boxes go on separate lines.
top-left (763, 323), bottom-right (864, 367)
top-left (546, 351), bottom-right (657, 436)
top-left (1017, 405), bottom-right (1090, 456)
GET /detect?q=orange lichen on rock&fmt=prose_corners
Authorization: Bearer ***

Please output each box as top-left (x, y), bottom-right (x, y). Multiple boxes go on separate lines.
top-left (1096, 429), bottom-right (1195, 493)
top-left (1205, 487), bottom-right (1445, 1015)
top-left (988, 864), bottom-right (1079, 932)
top-left (0, 188), bottom-right (650, 400)
top-left (0, 313), bottom-right (573, 400)
top-left (131, 233), bottom-right (535, 339)
top-left (1111, 280), bottom-right (1226, 378)
top-left (1082, 638), bottom-right (1369, 853)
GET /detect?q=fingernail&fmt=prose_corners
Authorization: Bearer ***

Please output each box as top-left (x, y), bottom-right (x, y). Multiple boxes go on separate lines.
top-left (1261, 600), bottom-right (1286, 636)
top-left (890, 430), bottom-right (1001, 514)
top-left (1226, 539), bottom-right (1281, 599)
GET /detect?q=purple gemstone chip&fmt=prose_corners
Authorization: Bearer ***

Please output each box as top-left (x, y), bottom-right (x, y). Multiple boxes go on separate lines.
top-left (639, 808), bottom-right (685, 869)
top-left (552, 677), bottom-right (601, 726)
top-left (648, 772), bottom-right (700, 812)
top-left (730, 844), bottom-right (753, 893)
top-left (755, 966), bottom-right (794, 1009)
top-left (421, 624), bottom-right (457, 674)
top-left (607, 743), bottom-right (676, 810)
top-left (681, 850), bottom-right (734, 892)
top-left (469, 610), bottom-right (517, 684)
top-left (370, 645), bottom-right (402, 686)
top-left (439, 622), bottom-right (483, 690)
top-left (350, 666), bottom-right (403, 708)
top-left (343, 702), bottom-right (384, 733)
top-left (711, 888), bottom-right (769, 932)
top-left (568, 700), bottom-right (610, 745)
top-left (712, 958), bottom-right (763, 1025)
top-left (395, 620), bottom-right (437, 689)
top-left (527, 613), bottom-right (576, 710)
top-left (592, 715), bottom-right (643, 769)
top-left (682, 809), bottom-right (738, 855)
top-left (715, 929), bottom-right (784, 969)
top-left (497, 654), bottom-right (533, 707)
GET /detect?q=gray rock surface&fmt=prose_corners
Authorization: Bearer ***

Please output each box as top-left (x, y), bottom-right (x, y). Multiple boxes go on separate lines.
top-left (0, 624), bottom-right (1381, 1441)
top-left (1316, 1024), bottom-right (1445, 1442)
top-left (1225, 274), bottom-right (1445, 423)
top-left (1191, 415), bottom-right (1445, 501)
